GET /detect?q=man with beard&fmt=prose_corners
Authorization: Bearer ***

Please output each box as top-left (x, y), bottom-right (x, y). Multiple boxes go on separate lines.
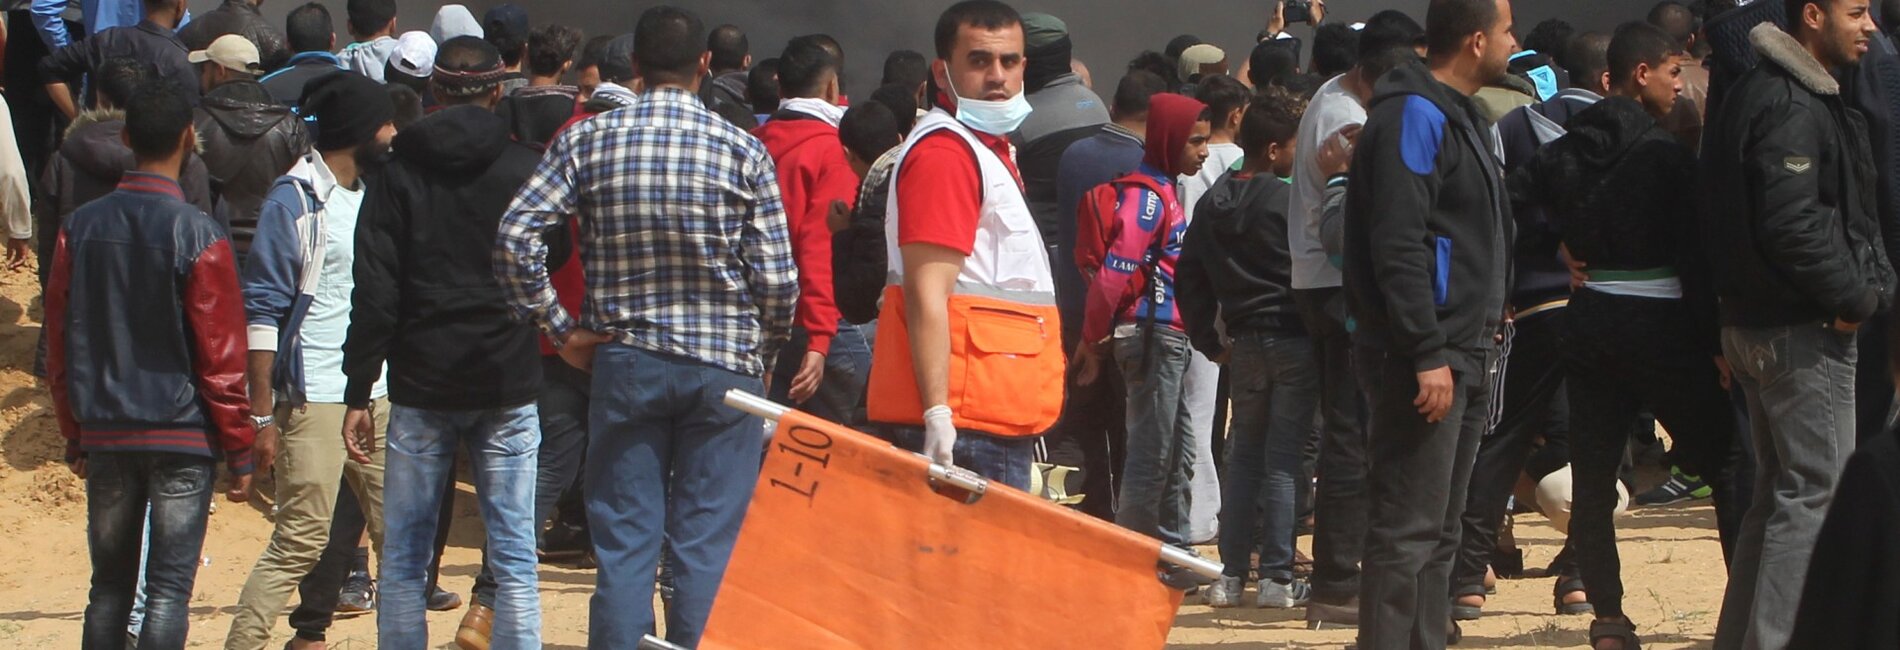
top-left (1341, 0), bottom-right (1516, 646)
top-left (231, 70), bottom-right (396, 650)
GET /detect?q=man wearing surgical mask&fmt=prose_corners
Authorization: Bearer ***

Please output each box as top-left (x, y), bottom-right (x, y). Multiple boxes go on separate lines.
top-left (865, 0), bottom-right (1065, 490)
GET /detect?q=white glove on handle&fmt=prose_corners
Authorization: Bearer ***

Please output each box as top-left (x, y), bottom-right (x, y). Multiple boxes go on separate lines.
top-left (922, 405), bottom-right (958, 466)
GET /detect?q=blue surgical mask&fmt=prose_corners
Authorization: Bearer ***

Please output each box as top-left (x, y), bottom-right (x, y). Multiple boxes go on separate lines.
top-left (946, 74), bottom-right (1033, 135)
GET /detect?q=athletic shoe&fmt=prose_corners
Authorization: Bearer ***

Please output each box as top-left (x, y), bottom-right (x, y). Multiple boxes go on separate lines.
top-left (1202, 576), bottom-right (1244, 608)
top-left (1256, 578), bottom-right (1313, 609)
top-left (427, 586), bottom-right (464, 611)
top-left (1635, 467), bottom-right (1711, 506)
top-left (336, 570), bottom-right (375, 614)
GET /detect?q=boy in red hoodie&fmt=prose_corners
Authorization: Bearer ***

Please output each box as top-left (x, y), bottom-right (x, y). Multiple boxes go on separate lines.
top-left (1076, 92), bottom-right (1210, 546)
top-left (753, 35), bottom-right (868, 422)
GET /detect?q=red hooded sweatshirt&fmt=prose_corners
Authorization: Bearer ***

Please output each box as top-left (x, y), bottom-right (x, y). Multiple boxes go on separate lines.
top-left (754, 112), bottom-right (861, 356)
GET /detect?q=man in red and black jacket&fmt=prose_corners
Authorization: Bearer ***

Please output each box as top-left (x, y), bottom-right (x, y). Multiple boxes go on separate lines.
top-left (45, 82), bottom-right (254, 649)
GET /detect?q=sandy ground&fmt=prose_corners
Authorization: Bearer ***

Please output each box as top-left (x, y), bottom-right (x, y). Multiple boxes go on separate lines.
top-left (0, 266), bottom-right (1725, 649)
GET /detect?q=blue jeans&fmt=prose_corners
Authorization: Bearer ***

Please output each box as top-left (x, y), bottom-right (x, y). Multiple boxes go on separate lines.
top-left (1218, 332), bottom-right (1320, 580)
top-left (84, 452), bottom-right (214, 650)
top-left (585, 345), bottom-right (763, 648)
top-left (1114, 328), bottom-right (1198, 546)
top-left (379, 404), bottom-right (542, 650)
top-left (475, 355), bottom-right (593, 608)
top-left (769, 320), bottom-right (876, 425)
top-left (882, 426), bottom-right (1038, 490)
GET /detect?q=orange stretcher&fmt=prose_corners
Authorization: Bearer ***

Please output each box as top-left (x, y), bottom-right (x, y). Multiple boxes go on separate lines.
top-left (638, 390), bottom-right (1219, 650)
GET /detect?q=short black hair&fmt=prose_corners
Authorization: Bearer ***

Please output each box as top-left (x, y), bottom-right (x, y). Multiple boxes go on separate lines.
top-left (1786, 0), bottom-right (1822, 26)
top-left (286, 3), bottom-right (333, 54)
top-left (1559, 31), bottom-right (1612, 88)
top-left (142, 0), bottom-right (180, 13)
top-left (1608, 21), bottom-right (1681, 85)
top-left (1648, 1), bottom-right (1700, 49)
top-left (1359, 10), bottom-right (1426, 79)
top-left (933, 0), bottom-right (1023, 59)
top-left (839, 100), bottom-right (901, 162)
top-left (527, 24), bottom-right (583, 78)
top-left (708, 24), bottom-right (749, 71)
top-left (868, 82), bottom-right (918, 134)
top-left (882, 50), bottom-right (928, 88)
top-left (95, 58), bottom-right (157, 109)
top-left (1238, 86), bottom-right (1306, 157)
top-left (576, 35), bottom-right (617, 72)
top-left (386, 84), bottom-right (423, 130)
top-left (778, 35), bottom-right (840, 98)
top-left (345, 0), bottom-right (395, 37)
top-left (1426, 0), bottom-right (1501, 58)
top-left (1193, 74), bottom-right (1250, 126)
top-left (1524, 19), bottom-right (1575, 57)
top-left (1112, 69), bottom-right (1167, 118)
top-left (1165, 34), bottom-right (1203, 60)
top-left (1126, 51), bottom-right (1181, 92)
top-left (748, 57), bottom-right (780, 114)
top-left (433, 36), bottom-right (504, 101)
top-left (1248, 40), bottom-right (1300, 89)
top-left (123, 82), bottom-right (192, 160)
top-left (635, 5), bottom-right (706, 85)
top-left (598, 34), bottom-right (636, 83)
top-left (1312, 23), bottom-right (1361, 77)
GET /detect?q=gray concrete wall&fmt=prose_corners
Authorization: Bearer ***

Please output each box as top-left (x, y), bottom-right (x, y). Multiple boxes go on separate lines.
top-left (238, 0), bottom-right (1667, 93)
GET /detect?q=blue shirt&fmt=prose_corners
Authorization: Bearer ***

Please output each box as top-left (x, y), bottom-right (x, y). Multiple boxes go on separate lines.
top-left (31, 0), bottom-right (189, 49)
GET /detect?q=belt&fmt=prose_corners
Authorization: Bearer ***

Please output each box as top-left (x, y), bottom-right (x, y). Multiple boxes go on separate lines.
top-left (1584, 267), bottom-right (1678, 282)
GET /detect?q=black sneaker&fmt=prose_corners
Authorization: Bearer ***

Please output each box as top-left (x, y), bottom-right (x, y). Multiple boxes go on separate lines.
top-left (427, 586), bottom-right (464, 611)
top-left (539, 521), bottom-right (591, 560)
top-left (1635, 467), bottom-right (1711, 506)
top-left (337, 570), bottom-right (375, 615)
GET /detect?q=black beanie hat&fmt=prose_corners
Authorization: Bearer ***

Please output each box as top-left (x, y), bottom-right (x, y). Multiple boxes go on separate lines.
top-left (301, 72), bottom-right (396, 151)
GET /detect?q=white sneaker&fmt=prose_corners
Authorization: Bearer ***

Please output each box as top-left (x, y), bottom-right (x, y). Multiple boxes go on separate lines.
top-left (1203, 576), bottom-right (1244, 608)
top-left (1256, 578), bottom-right (1314, 609)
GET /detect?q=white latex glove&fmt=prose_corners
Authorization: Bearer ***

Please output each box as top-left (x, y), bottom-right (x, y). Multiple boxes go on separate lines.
top-left (922, 405), bottom-right (958, 465)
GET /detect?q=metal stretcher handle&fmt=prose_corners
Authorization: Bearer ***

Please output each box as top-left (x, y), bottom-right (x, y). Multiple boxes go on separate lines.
top-left (638, 636), bottom-right (690, 650)
top-left (722, 390), bottom-right (1224, 581)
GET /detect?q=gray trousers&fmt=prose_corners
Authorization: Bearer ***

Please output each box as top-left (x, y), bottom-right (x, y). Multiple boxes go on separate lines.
top-left (1716, 324), bottom-right (1858, 650)
top-left (1355, 346), bottom-right (1495, 650)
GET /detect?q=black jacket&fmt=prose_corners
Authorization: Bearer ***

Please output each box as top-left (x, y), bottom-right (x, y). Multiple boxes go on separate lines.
top-left (34, 109), bottom-right (214, 283)
top-left (260, 52), bottom-right (343, 107)
top-left (1497, 88), bottom-right (1602, 311)
top-left (1789, 423), bottom-right (1900, 649)
top-left (39, 20), bottom-right (200, 106)
top-left (1510, 96), bottom-right (1718, 352)
top-left (176, 0), bottom-right (291, 72)
top-left (495, 85), bottom-right (580, 149)
top-left (341, 105), bottom-right (544, 410)
top-left (1344, 61), bottom-right (1512, 373)
top-left (195, 79), bottom-right (309, 259)
top-left (1704, 24), bottom-right (1893, 328)
top-left (700, 71), bottom-right (757, 130)
top-left (1176, 171), bottom-right (1305, 359)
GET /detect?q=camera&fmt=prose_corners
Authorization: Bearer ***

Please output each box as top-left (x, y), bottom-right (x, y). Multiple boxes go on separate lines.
top-left (1284, 0), bottom-right (1314, 24)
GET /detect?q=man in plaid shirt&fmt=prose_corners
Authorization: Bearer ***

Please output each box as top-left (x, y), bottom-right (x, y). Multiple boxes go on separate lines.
top-left (491, 7), bottom-right (796, 647)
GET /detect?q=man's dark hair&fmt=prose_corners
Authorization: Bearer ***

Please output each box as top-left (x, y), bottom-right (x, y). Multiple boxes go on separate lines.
top-left (1425, 0), bottom-right (1501, 58)
top-left (868, 82), bottom-right (918, 134)
top-left (1608, 20), bottom-right (1681, 85)
top-left (1359, 10), bottom-right (1426, 79)
top-left (433, 36), bottom-right (505, 102)
top-left (387, 84), bottom-right (423, 129)
top-left (748, 57), bottom-right (780, 114)
top-left (1648, 1), bottom-right (1701, 49)
top-left (527, 24), bottom-right (583, 78)
top-left (95, 58), bottom-right (157, 109)
top-left (1248, 40), bottom-right (1300, 89)
top-left (1524, 18), bottom-right (1575, 57)
top-left (1238, 85), bottom-right (1306, 157)
top-left (598, 34), bottom-right (636, 83)
top-left (882, 49), bottom-right (928, 88)
top-left (286, 2), bottom-right (333, 53)
top-left (123, 82), bottom-right (193, 160)
top-left (1112, 69), bottom-right (1168, 118)
top-left (142, 0), bottom-right (180, 13)
top-left (345, 0), bottom-right (396, 37)
top-left (1193, 74), bottom-right (1250, 127)
top-left (635, 5), bottom-right (706, 85)
top-left (933, 0), bottom-right (1023, 59)
top-left (839, 100), bottom-right (901, 162)
top-left (576, 35), bottom-right (617, 72)
top-left (1282, 72), bottom-right (1327, 99)
top-left (1312, 23), bottom-right (1361, 77)
top-left (708, 24), bottom-right (749, 71)
top-left (778, 35), bottom-right (840, 98)
top-left (1165, 34), bottom-right (1203, 60)
top-left (1127, 51), bottom-right (1181, 92)
top-left (1559, 31), bottom-right (1612, 88)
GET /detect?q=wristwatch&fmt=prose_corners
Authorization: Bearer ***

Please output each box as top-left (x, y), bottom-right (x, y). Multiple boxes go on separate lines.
top-left (251, 414), bottom-right (276, 430)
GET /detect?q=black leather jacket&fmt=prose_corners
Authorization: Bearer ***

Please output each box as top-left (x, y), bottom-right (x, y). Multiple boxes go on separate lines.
top-left (176, 0), bottom-right (291, 71)
top-left (194, 79), bottom-right (309, 259)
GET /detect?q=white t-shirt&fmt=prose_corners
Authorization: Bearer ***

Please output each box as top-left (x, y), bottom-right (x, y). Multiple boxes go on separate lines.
top-left (1289, 74), bottom-right (1367, 290)
top-left (1178, 142), bottom-right (1245, 226)
top-left (299, 181), bottom-right (387, 403)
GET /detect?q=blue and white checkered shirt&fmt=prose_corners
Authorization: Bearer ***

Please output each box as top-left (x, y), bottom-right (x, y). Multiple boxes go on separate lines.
top-left (494, 87), bottom-right (798, 376)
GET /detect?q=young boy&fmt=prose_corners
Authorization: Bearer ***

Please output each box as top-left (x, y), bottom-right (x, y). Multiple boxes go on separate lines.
top-left (47, 81), bottom-right (254, 650)
top-left (830, 98), bottom-right (904, 329)
top-left (1075, 92), bottom-right (1210, 547)
top-left (1175, 87), bottom-right (1315, 608)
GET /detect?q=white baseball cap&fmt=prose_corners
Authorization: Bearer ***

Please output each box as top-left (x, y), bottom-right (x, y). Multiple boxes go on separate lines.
top-left (390, 31), bottom-right (439, 79)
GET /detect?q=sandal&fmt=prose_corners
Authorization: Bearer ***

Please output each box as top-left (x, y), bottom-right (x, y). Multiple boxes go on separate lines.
top-left (1553, 576), bottom-right (1594, 615)
top-left (1452, 585), bottom-right (1487, 621)
top-left (1589, 617), bottom-right (1642, 650)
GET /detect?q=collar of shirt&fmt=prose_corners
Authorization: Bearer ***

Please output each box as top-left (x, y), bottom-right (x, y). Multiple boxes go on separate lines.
top-left (778, 97), bottom-right (845, 127)
top-left (285, 51), bottom-right (341, 67)
top-left (1104, 122), bottom-right (1143, 145)
top-left (137, 19), bottom-right (186, 47)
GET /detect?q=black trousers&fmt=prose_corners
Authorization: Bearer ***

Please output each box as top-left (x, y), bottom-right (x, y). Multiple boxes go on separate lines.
top-left (1453, 308), bottom-right (1577, 597)
top-left (1296, 288), bottom-right (1369, 603)
top-left (1356, 345), bottom-right (1494, 650)
top-left (1856, 311), bottom-right (1898, 442)
top-left (1042, 360), bottom-right (1126, 520)
top-left (289, 461), bottom-right (457, 640)
top-left (1563, 290), bottom-right (1741, 619)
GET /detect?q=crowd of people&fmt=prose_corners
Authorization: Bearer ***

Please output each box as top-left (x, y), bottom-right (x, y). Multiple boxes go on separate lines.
top-left (8, 0), bottom-right (1900, 648)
